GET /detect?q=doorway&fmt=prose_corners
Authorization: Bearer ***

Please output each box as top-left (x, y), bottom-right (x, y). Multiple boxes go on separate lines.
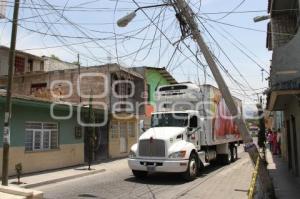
top-left (83, 112), bottom-right (108, 162)
top-left (286, 120), bottom-right (292, 170)
top-left (119, 122), bottom-right (128, 153)
top-left (291, 115), bottom-right (299, 176)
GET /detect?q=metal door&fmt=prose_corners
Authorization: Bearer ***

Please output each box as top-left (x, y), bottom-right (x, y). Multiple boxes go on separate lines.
top-left (120, 122), bottom-right (128, 153)
top-left (291, 116), bottom-right (299, 176)
top-left (286, 120), bottom-right (292, 170)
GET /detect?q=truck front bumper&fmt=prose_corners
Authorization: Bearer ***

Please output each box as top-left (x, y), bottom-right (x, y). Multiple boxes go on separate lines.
top-left (128, 158), bottom-right (189, 173)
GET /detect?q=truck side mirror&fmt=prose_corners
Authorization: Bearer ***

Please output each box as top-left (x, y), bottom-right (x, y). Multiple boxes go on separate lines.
top-left (189, 116), bottom-right (198, 128)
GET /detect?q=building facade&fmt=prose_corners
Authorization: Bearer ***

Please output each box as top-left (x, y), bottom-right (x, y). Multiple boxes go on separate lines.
top-left (0, 46), bottom-right (78, 77)
top-left (133, 67), bottom-right (177, 129)
top-left (0, 64), bottom-right (145, 159)
top-left (266, 0), bottom-right (300, 176)
top-left (0, 95), bottom-right (84, 177)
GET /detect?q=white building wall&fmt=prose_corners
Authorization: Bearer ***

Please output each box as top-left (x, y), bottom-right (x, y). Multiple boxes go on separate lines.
top-left (0, 48), bottom-right (44, 75)
top-left (0, 50), bottom-right (77, 76)
top-left (43, 57), bottom-right (78, 72)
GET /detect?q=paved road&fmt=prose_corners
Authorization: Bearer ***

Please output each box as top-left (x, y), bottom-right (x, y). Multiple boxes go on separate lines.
top-left (38, 148), bottom-right (253, 199)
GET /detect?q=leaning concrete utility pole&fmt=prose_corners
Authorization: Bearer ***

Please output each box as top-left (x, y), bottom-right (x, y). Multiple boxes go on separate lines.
top-left (2, 0), bottom-right (20, 186)
top-left (175, 0), bottom-right (252, 143)
top-left (174, 0), bottom-right (274, 197)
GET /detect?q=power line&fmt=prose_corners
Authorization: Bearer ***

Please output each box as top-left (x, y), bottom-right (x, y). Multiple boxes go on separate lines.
top-left (215, 0), bottom-right (247, 20)
top-left (198, 18), bottom-right (256, 94)
top-left (202, 17), bottom-right (270, 75)
top-left (199, 16), bottom-right (296, 37)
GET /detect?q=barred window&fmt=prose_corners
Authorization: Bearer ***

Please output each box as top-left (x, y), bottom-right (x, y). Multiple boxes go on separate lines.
top-left (111, 122), bottom-right (119, 138)
top-left (128, 122), bottom-right (135, 137)
top-left (25, 122), bottom-right (59, 152)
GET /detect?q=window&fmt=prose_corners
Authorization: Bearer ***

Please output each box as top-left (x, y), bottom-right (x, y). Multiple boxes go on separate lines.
top-left (30, 83), bottom-right (47, 94)
top-left (40, 62), bottom-right (44, 71)
top-left (128, 122), bottom-right (135, 137)
top-left (111, 122), bottom-right (119, 138)
top-left (15, 56), bottom-right (25, 74)
top-left (113, 77), bottom-right (132, 97)
top-left (151, 113), bottom-right (188, 128)
top-left (28, 59), bottom-right (33, 72)
top-left (25, 122), bottom-right (59, 152)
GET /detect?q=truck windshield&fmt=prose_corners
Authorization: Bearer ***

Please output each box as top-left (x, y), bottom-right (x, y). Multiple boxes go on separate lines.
top-left (151, 113), bottom-right (188, 127)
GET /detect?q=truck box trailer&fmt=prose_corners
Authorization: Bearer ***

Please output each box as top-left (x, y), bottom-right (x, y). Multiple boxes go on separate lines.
top-left (128, 83), bottom-right (243, 180)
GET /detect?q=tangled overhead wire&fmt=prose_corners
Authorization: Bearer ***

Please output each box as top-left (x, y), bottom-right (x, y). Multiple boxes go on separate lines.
top-left (170, 0), bottom-right (191, 39)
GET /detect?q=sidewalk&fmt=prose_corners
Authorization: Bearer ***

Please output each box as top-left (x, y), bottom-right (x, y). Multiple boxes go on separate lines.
top-left (266, 150), bottom-right (300, 199)
top-left (177, 152), bottom-right (254, 199)
top-left (8, 162), bottom-right (106, 189)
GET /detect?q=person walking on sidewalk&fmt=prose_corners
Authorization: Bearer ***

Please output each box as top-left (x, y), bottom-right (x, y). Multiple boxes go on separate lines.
top-left (267, 129), bottom-right (273, 151)
top-left (277, 128), bottom-right (281, 155)
top-left (272, 131), bottom-right (278, 155)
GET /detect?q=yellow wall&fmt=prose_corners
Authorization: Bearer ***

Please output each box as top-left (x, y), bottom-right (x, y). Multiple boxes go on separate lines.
top-left (0, 143), bottom-right (84, 177)
top-left (108, 116), bottom-right (138, 159)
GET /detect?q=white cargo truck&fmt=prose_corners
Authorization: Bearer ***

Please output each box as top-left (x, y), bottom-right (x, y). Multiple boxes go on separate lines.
top-left (128, 83), bottom-right (243, 180)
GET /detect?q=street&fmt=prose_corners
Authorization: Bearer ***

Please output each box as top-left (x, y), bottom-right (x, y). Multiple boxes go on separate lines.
top-left (38, 148), bottom-right (253, 199)
top-left (0, 1), bottom-right (298, 199)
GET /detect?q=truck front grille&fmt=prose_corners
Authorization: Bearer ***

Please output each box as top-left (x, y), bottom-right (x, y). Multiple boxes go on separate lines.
top-left (138, 139), bottom-right (165, 157)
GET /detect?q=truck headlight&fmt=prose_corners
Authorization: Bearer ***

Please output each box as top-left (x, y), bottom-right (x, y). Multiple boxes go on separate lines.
top-left (129, 150), bottom-right (137, 158)
top-left (168, 151), bottom-right (186, 159)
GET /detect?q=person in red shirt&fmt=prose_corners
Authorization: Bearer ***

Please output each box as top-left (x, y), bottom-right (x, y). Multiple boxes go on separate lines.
top-left (267, 129), bottom-right (273, 151)
top-left (272, 131), bottom-right (278, 155)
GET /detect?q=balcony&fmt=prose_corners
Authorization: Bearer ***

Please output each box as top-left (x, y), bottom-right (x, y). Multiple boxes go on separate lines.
top-left (267, 0), bottom-right (300, 110)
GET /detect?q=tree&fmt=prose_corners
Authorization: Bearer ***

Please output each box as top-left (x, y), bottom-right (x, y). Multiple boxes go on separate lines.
top-left (50, 54), bottom-right (61, 61)
top-left (72, 61), bottom-right (81, 65)
top-left (257, 100), bottom-right (266, 150)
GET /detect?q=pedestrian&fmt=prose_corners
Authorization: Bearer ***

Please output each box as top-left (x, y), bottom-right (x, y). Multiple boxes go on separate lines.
top-left (267, 129), bottom-right (273, 151)
top-left (277, 128), bottom-right (281, 155)
top-left (272, 131), bottom-right (278, 155)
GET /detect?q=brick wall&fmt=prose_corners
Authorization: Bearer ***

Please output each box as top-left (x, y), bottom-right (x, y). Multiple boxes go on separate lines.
top-left (9, 65), bottom-right (145, 114)
top-left (11, 67), bottom-right (108, 105)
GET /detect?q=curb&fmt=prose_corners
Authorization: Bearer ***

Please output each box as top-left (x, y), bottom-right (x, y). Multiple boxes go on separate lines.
top-left (20, 168), bottom-right (106, 189)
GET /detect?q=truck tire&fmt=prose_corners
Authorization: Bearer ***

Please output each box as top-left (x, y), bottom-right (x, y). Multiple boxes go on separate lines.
top-left (182, 153), bottom-right (198, 181)
top-left (221, 147), bottom-right (232, 165)
top-left (231, 146), bottom-right (238, 162)
top-left (132, 170), bottom-right (148, 179)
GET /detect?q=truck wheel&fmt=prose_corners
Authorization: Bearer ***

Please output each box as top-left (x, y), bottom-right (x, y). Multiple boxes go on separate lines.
top-left (231, 146), bottom-right (238, 162)
top-left (199, 160), bottom-right (205, 171)
top-left (182, 153), bottom-right (198, 181)
top-left (222, 147), bottom-right (232, 165)
top-left (132, 170), bottom-right (148, 179)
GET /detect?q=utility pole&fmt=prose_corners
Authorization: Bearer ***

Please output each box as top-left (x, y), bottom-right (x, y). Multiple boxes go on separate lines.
top-left (2, 0), bottom-right (20, 186)
top-left (77, 54), bottom-right (81, 102)
top-left (175, 0), bottom-right (252, 143)
top-left (174, 0), bottom-right (274, 197)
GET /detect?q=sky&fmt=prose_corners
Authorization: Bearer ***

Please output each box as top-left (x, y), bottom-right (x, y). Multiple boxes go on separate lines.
top-left (0, 0), bottom-right (271, 113)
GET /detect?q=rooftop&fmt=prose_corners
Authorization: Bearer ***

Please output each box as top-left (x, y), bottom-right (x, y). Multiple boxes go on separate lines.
top-left (0, 45), bottom-right (43, 61)
top-left (133, 66), bottom-right (177, 84)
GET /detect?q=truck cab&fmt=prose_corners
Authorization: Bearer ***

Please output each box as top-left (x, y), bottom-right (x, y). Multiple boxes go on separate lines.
top-left (128, 110), bottom-right (205, 180)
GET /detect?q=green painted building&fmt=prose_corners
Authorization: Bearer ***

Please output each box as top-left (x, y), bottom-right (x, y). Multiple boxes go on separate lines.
top-left (0, 94), bottom-right (84, 177)
top-left (132, 67), bottom-right (177, 117)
